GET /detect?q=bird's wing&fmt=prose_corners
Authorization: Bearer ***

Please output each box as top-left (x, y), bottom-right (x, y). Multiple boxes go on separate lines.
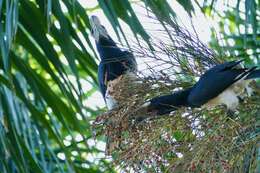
top-left (103, 51), bottom-right (137, 81)
top-left (148, 87), bottom-right (192, 115)
top-left (121, 51), bottom-right (138, 72)
top-left (188, 64), bottom-right (252, 107)
top-left (98, 62), bottom-right (107, 99)
top-left (98, 54), bottom-right (136, 99)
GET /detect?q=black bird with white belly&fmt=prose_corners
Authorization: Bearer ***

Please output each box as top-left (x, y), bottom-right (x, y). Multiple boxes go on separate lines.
top-left (89, 16), bottom-right (260, 116)
top-left (148, 60), bottom-right (260, 115)
top-left (90, 16), bottom-right (137, 110)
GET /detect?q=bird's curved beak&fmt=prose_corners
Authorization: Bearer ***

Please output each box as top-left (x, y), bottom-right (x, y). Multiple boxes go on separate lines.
top-left (90, 15), bottom-right (101, 28)
top-left (90, 15), bottom-right (109, 41)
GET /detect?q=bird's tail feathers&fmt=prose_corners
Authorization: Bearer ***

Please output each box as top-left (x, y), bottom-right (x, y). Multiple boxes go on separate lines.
top-left (245, 69), bottom-right (260, 80)
top-left (234, 66), bottom-right (257, 82)
top-left (222, 59), bottom-right (245, 71)
top-left (231, 59), bottom-right (245, 68)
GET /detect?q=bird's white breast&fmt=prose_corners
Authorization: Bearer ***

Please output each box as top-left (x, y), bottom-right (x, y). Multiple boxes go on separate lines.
top-left (105, 93), bottom-right (118, 110)
top-left (204, 79), bottom-right (252, 110)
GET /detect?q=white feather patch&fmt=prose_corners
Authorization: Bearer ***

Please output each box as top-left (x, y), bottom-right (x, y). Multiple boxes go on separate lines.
top-left (204, 79), bottom-right (253, 110)
top-left (204, 89), bottom-right (239, 110)
top-left (105, 93), bottom-right (118, 110)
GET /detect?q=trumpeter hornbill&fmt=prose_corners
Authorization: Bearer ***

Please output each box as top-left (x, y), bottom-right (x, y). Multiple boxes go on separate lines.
top-left (147, 59), bottom-right (260, 115)
top-left (90, 16), bottom-right (260, 116)
top-left (90, 16), bottom-right (137, 110)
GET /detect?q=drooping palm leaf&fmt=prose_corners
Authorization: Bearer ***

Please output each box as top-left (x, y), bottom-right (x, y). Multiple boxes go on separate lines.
top-left (0, 0), bottom-right (110, 172)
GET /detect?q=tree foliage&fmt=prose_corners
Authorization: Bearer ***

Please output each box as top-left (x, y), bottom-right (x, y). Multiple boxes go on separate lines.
top-left (0, 0), bottom-right (259, 173)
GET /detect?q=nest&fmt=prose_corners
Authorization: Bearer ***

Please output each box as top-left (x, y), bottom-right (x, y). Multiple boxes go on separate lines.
top-left (93, 20), bottom-right (260, 172)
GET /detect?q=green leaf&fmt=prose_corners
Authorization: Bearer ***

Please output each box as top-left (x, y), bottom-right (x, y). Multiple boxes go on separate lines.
top-left (177, 0), bottom-right (195, 16)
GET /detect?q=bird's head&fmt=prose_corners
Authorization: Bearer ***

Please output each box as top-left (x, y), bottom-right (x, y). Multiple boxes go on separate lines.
top-left (90, 15), bottom-right (119, 60)
top-left (90, 15), bottom-right (110, 42)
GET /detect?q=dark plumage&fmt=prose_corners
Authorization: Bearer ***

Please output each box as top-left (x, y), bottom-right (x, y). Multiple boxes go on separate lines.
top-left (90, 16), bottom-right (137, 109)
top-left (90, 16), bottom-right (259, 115)
top-left (148, 60), bottom-right (260, 115)
top-left (187, 60), bottom-right (256, 107)
top-left (148, 88), bottom-right (192, 115)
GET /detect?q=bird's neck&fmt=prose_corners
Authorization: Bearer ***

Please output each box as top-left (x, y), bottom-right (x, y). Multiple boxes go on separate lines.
top-left (96, 37), bottom-right (122, 61)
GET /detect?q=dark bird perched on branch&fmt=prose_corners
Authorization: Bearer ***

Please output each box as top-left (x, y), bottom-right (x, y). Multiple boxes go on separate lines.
top-left (90, 16), bottom-right (137, 110)
top-left (90, 16), bottom-right (259, 117)
top-left (147, 59), bottom-right (260, 115)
